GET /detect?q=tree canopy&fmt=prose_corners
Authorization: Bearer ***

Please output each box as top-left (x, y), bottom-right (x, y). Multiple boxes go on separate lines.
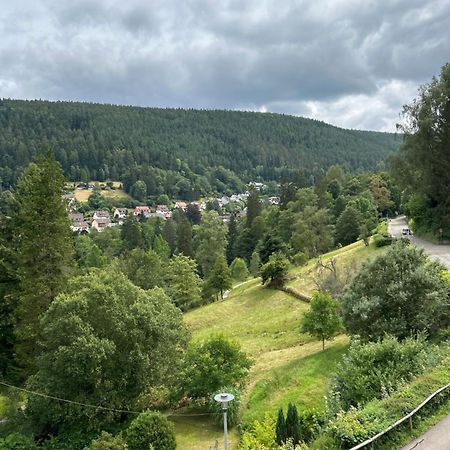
top-left (26, 270), bottom-right (188, 434)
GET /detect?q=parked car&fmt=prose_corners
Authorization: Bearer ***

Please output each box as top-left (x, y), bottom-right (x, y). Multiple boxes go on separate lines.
top-left (402, 228), bottom-right (413, 236)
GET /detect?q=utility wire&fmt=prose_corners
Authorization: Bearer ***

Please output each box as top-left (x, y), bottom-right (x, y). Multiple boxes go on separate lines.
top-left (0, 380), bottom-right (213, 417)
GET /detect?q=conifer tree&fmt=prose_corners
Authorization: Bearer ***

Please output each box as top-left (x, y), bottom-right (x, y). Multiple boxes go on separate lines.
top-left (163, 218), bottom-right (177, 256)
top-left (285, 403), bottom-right (300, 445)
top-left (177, 216), bottom-right (193, 257)
top-left (226, 214), bottom-right (238, 264)
top-left (246, 187), bottom-right (261, 228)
top-left (13, 152), bottom-right (75, 375)
top-left (275, 407), bottom-right (286, 445)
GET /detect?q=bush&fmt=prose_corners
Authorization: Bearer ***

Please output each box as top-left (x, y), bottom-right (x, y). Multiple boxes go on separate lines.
top-left (341, 241), bottom-right (450, 341)
top-left (208, 386), bottom-right (242, 428)
top-left (125, 411), bottom-right (175, 450)
top-left (175, 335), bottom-right (251, 402)
top-left (230, 258), bottom-right (249, 281)
top-left (322, 354), bottom-right (450, 448)
top-left (292, 252), bottom-right (309, 267)
top-left (88, 432), bottom-right (128, 449)
top-left (0, 433), bottom-right (37, 450)
top-left (373, 233), bottom-right (393, 247)
top-left (327, 335), bottom-right (439, 414)
top-left (261, 253), bottom-right (289, 288)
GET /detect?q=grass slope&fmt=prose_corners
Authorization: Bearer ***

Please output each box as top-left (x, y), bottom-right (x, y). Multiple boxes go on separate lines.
top-left (175, 239), bottom-right (388, 449)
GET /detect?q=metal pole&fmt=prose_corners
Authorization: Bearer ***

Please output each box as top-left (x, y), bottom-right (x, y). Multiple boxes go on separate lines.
top-left (223, 406), bottom-right (228, 450)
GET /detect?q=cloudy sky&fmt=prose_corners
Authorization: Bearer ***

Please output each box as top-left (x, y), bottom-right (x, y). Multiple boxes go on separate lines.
top-left (1, 0), bottom-right (449, 131)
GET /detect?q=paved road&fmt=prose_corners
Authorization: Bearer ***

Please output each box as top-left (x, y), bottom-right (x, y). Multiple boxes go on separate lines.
top-left (399, 414), bottom-right (450, 450)
top-left (388, 216), bottom-right (450, 270)
top-left (390, 217), bottom-right (450, 449)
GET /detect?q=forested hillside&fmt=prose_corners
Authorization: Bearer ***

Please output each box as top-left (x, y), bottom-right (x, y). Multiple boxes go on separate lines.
top-left (0, 99), bottom-right (401, 196)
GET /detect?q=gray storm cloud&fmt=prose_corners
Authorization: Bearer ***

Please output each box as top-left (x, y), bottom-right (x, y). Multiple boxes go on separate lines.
top-left (0, 0), bottom-right (449, 131)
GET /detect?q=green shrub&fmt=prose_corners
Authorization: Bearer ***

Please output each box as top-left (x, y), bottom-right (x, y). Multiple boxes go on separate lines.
top-left (328, 335), bottom-right (438, 414)
top-left (125, 411), bottom-right (175, 450)
top-left (239, 414), bottom-right (277, 450)
top-left (88, 432), bottom-right (128, 449)
top-left (292, 252), bottom-right (309, 267)
top-left (373, 233), bottom-right (393, 247)
top-left (322, 355), bottom-right (450, 448)
top-left (0, 433), bottom-right (37, 450)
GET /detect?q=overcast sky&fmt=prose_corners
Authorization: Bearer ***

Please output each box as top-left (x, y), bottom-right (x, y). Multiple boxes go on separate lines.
top-left (1, 0), bottom-right (449, 131)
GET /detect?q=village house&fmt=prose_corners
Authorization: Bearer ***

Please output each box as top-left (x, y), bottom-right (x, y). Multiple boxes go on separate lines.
top-left (114, 208), bottom-right (128, 219)
top-left (218, 196), bottom-right (230, 207)
top-left (269, 196), bottom-right (280, 205)
top-left (71, 220), bottom-right (90, 234)
top-left (91, 217), bottom-right (111, 232)
top-left (93, 210), bottom-right (111, 221)
top-left (69, 212), bottom-right (84, 223)
top-left (133, 206), bottom-right (151, 218)
top-left (156, 204), bottom-right (171, 216)
top-left (174, 201), bottom-right (188, 212)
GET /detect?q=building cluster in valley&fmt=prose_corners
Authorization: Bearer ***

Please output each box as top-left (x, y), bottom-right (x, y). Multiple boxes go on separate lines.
top-left (67, 185), bottom-right (280, 234)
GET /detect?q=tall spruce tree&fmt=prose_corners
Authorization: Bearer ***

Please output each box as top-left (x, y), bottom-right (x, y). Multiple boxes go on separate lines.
top-left (0, 192), bottom-right (20, 378)
top-left (163, 219), bottom-right (177, 256)
top-left (176, 216), bottom-right (193, 257)
top-left (245, 187), bottom-right (261, 228)
top-left (226, 214), bottom-right (238, 264)
top-left (13, 152), bottom-right (74, 376)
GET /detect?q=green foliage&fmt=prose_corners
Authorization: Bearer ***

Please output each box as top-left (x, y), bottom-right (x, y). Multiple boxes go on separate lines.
top-left (322, 354), bottom-right (450, 449)
top-left (176, 335), bottom-right (251, 401)
top-left (117, 248), bottom-right (164, 290)
top-left (327, 335), bottom-right (437, 414)
top-left (88, 432), bottom-right (128, 450)
top-left (193, 211), bottom-right (227, 277)
top-left (13, 152), bottom-right (75, 376)
top-left (208, 386), bottom-right (242, 428)
top-left (130, 180), bottom-right (147, 202)
top-left (230, 258), bottom-right (249, 281)
top-left (292, 252), bottom-right (308, 267)
top-left (275, 408), bottom-right (286, 445)
top-left (341, 241), bottom-right (450, 340)
top-left (206, 256), bottom-right (232, 300)
top-left (26, 270), bottom-right (188, 434)
top-left (75, 236), bottom-right (108, 269)
top-left (239, 415), bottom-right (277, 450)
top-left (250, 251), bottom-right (262, 277)
top-left (0, 433), bottom-right (37, 450)
top-left (126, 411), bottom-right (175, 450)
top-left (285, 404), bottom-right (300, 445)
top-left (259, 232), bottom-right (287, 264)
top-left (0, 100), bottom-right (401, 195)
top-left (176, 216), bottom-right (193, 257)
top-left (261, 254), bottom-right (289, 288)
top-left (164, 255), bottom-right (202, 311)
top-left (392, 63), bottom-right (450, 238)
top-left (301, 292), bottom-right (342, 350)
top-left (335, 205), bottom-right (362, 246)
top-left (246, 188), bottom-right (262, 228)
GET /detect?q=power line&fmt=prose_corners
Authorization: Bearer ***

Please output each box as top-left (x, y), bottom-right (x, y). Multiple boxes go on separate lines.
top-left (0, 380), bottom-right (213, 417)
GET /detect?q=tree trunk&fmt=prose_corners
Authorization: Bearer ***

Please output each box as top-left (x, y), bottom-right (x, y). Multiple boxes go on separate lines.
top-left (322, 338), bottom-right (325, 351)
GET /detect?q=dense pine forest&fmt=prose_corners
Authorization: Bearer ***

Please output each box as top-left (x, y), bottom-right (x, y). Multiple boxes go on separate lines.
top-left (0, 99), bottom-right (401, 196)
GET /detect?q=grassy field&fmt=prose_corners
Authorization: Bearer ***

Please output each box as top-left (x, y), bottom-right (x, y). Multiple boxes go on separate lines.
top-left (174, 239), bottom-right (388, 449)
top-left (67, 181), bottom-right (131, 203)
top-left (287, 239), bottom-right (389, 297)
